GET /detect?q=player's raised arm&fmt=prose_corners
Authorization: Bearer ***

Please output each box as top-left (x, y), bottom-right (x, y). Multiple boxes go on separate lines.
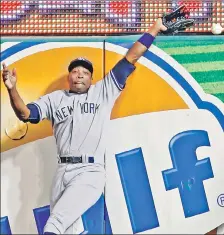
top-left (107, 19), bottom-right (167, 92)
top-left (126, 5), bottom-right (194, 65)
top-left (2, 63), bottom-right (30, 121)
top-left (125, 18), bottom-right (166, 65)
top-left (109, 5), bottom-right (194, 91)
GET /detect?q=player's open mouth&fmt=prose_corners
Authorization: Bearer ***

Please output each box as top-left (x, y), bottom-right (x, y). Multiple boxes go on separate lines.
top-left (74, 82), bottom-right (84, 85)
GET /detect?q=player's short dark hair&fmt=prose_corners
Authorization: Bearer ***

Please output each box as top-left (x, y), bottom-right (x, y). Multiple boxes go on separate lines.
top-left (68, 57), bottom-right (93, 74)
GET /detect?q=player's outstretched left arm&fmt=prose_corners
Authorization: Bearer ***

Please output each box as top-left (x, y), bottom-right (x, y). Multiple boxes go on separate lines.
top-left (125, 18), bottom-right (167, 65)
top-left (102, 5), bottom-right (194, 93)
top-left (108, 18), bottom-right (168, 92)
top-left (125, 5), bottom-right (194, 65)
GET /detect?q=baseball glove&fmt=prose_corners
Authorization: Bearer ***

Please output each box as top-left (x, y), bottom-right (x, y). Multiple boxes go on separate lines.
top-left (162, 5), bottom-right (195, 34)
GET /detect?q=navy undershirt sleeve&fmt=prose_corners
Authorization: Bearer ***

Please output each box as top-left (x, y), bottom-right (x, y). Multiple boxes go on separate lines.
top-left (111, 57), bottom-right (136, 89)
top-left (23, 103), bottom-right (40, 124)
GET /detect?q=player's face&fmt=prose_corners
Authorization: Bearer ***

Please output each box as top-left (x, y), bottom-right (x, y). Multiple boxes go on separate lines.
top-left (68, 66), bottom-right (92, 93)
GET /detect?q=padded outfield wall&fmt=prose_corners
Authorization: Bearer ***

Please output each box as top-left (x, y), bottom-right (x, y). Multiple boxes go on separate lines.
top-left (1, 36), bottom-right (224, 234)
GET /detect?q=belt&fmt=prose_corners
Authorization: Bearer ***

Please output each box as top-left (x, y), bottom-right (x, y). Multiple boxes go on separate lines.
top-left (59, 156), bottom-right (94, 164)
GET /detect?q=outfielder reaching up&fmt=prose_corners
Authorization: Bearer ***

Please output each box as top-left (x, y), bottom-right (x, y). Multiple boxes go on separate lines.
top-left (2, 6), bottom-right (193, 234)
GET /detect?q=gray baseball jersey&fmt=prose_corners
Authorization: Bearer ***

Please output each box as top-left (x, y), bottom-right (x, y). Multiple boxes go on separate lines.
top-left (27, 58), bottom-right (135, 164)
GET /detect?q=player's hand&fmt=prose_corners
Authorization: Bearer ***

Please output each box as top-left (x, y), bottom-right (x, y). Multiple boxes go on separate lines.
top-left (154, 18), bottom-right (168, 32)
top-left (148, 18), bottom-right (167, 37)
top-left (2, 63), bottom-right (17, 90)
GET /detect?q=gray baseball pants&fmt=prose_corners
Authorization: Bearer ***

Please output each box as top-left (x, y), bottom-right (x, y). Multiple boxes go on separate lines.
top-left (44, 163), bottom-right (106, 234)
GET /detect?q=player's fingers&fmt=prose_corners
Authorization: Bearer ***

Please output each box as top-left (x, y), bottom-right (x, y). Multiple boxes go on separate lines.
top-left (2, 70), bottom-right (10, 81)
top-left (2, 63), bottom-right (7, 70)
top-left (2, 73), bottom-right (8, 81)
top-left (2, 69), bottom-right (8, 75)
top-left (12, 68), bottom-right (17, 78)
top-left (2, 63), bottom-right (11, 77)
top-left (2, 69), bottom-right (10, 76)
top-left (2, 63), bottom-right (10, 74)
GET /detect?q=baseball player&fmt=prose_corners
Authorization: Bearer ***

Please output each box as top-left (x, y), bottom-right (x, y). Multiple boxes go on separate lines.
top-left (2, 6), bottom-right (193, 234)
